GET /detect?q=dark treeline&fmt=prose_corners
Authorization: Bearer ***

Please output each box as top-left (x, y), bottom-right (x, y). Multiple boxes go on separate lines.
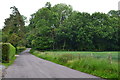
top-left (2, 2), bottom-right (120, 51)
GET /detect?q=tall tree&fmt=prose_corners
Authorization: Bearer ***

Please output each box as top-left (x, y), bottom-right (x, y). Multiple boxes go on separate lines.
top-left (26, 2), bottom-right (120, 51)
top-left (2, 6), bottom-right (26, 47)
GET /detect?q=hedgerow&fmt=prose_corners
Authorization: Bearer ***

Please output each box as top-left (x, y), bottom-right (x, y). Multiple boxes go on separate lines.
top-left (0, 43), bottom-right (16, 63)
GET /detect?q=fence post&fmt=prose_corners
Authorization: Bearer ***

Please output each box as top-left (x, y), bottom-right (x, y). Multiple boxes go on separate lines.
top-left (78, 54), bottom-right (81, 59)
top-left (90, 53), bottom-right (93, 57)
top-left (108, 53), bottom-right (112, 64)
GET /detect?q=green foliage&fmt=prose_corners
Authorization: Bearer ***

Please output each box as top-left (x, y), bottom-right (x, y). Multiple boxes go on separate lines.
top-left (1, 3), bottom-right (120, 51)
top-left (66, 58), bottom-right (118, 78)
top-left (0, 30), bottom-right (2, 42)
top-left (0, 43), bottom-right (16, 63)
top-left (8, 33), bottom-right (20, 47)
top-left (44, 51), bottom-right (119, 61)
top-left (30, 48), bottom-right (35, 53)
top-left (31, 51), bottom-right (119, 79)
top-left (26, 3), bottom-right (74, 50)
top-left (57, 54), bottom-right (73, 63)
top-left (2, 57), bottom-right (16, 67)
top-left (0, 43), bottom-right (2, 62)
top-left (2, 6), bottom-right (26, 47)
top-left (26, 2), bottom-right (120, 51)
top-left (16, 46), bottom-right (26, 54)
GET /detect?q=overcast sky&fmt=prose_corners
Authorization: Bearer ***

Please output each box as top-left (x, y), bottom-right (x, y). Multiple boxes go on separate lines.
top-left (0, 0), bottom-right (119, 29)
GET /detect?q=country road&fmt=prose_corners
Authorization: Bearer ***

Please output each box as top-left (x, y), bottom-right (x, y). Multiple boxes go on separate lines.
top-left (4, 48), bottom-right (102, 78)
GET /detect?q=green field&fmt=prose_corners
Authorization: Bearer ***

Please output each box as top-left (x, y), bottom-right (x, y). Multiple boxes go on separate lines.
top-left (45, 51), bottom-right (119, 61)
top-left (31, 51), bottom-right (119, 79)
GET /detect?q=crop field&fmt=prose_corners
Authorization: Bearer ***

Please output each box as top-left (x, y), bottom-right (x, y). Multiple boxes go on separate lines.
top-left (32, 51), bottom-right (119, 79)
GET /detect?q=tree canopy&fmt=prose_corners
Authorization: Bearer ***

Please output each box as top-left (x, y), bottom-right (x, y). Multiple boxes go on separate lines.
top-left (2, 6), bottom-right (26, 47)
top-left (26, 2), bottom-right (120, 51)
top-left (2, 2), bottom-right (120, 51)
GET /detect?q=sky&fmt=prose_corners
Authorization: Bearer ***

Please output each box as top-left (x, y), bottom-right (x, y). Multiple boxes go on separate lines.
top-left (0, 0), bottom-right (119, 29)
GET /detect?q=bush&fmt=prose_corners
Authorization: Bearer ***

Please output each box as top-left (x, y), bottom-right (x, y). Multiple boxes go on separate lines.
top-left (0, 43), bottom-right (16, 63)
top-left (0, 43), bottom-right (2, 62)
top-left (30, 48), bottom-right (35, 53)
top-left (17, 46), bottom-right (26, 54)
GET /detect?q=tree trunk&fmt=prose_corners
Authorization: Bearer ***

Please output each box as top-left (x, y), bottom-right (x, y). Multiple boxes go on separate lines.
top-left (63, 40), bottom-right (66, 50)
top-left (108, 53), bottom-right (112, 64)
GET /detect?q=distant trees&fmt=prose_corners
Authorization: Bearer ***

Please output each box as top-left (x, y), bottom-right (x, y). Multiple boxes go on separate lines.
top-left (2, 6), bottom-right (26, 47)
top-left (26, 2), bottom-right (120, 51)
top-left (2, 3), bottom-right (119, 51)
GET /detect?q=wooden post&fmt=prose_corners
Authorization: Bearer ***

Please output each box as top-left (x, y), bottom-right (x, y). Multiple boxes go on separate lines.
top-left (78, 54), bottom-right (81, 59)
top-left (90, 53), bottom-right (93, 57)
top-left (108, 53), bottom-right (112, 64)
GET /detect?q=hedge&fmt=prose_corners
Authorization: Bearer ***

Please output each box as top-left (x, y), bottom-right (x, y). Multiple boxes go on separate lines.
top-left (0, 43), bottom-right (16, 63)
top-left (0, 43), bottom-right (2, 62)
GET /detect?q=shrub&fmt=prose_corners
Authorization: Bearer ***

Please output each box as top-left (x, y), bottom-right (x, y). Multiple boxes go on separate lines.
top-left (0, 43), bottom-right (16, 63)
top-left (17, 46), bottom-right (26, 54)
top-left (0, 43), bottom-right (2, 62)
top-left (30, 48), bottom-right (35, 53)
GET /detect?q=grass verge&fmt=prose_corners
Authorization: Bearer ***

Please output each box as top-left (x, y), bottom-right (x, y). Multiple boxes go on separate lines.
top-left (31, 50), bottom-right (119, 79)
top-left (2, 57), bottom-right (16, 67)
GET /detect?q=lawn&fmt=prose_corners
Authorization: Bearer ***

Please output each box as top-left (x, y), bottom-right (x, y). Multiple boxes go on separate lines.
top-left (31, 51), bottom-right (119, 79)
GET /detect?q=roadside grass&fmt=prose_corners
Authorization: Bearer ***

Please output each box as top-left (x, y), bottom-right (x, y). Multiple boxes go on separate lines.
top-left (2, 57), bottom-right (16, 67)
top-left (31, 50), bottom-right (119, 79)
top-left (44, 51), bottom-right (119, 61)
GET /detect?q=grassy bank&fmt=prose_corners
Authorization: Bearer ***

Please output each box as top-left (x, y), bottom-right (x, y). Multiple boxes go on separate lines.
top-left (31, 50), bottom-right (119, 79)
top-left (2, 57), bottom-right (16, 67)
